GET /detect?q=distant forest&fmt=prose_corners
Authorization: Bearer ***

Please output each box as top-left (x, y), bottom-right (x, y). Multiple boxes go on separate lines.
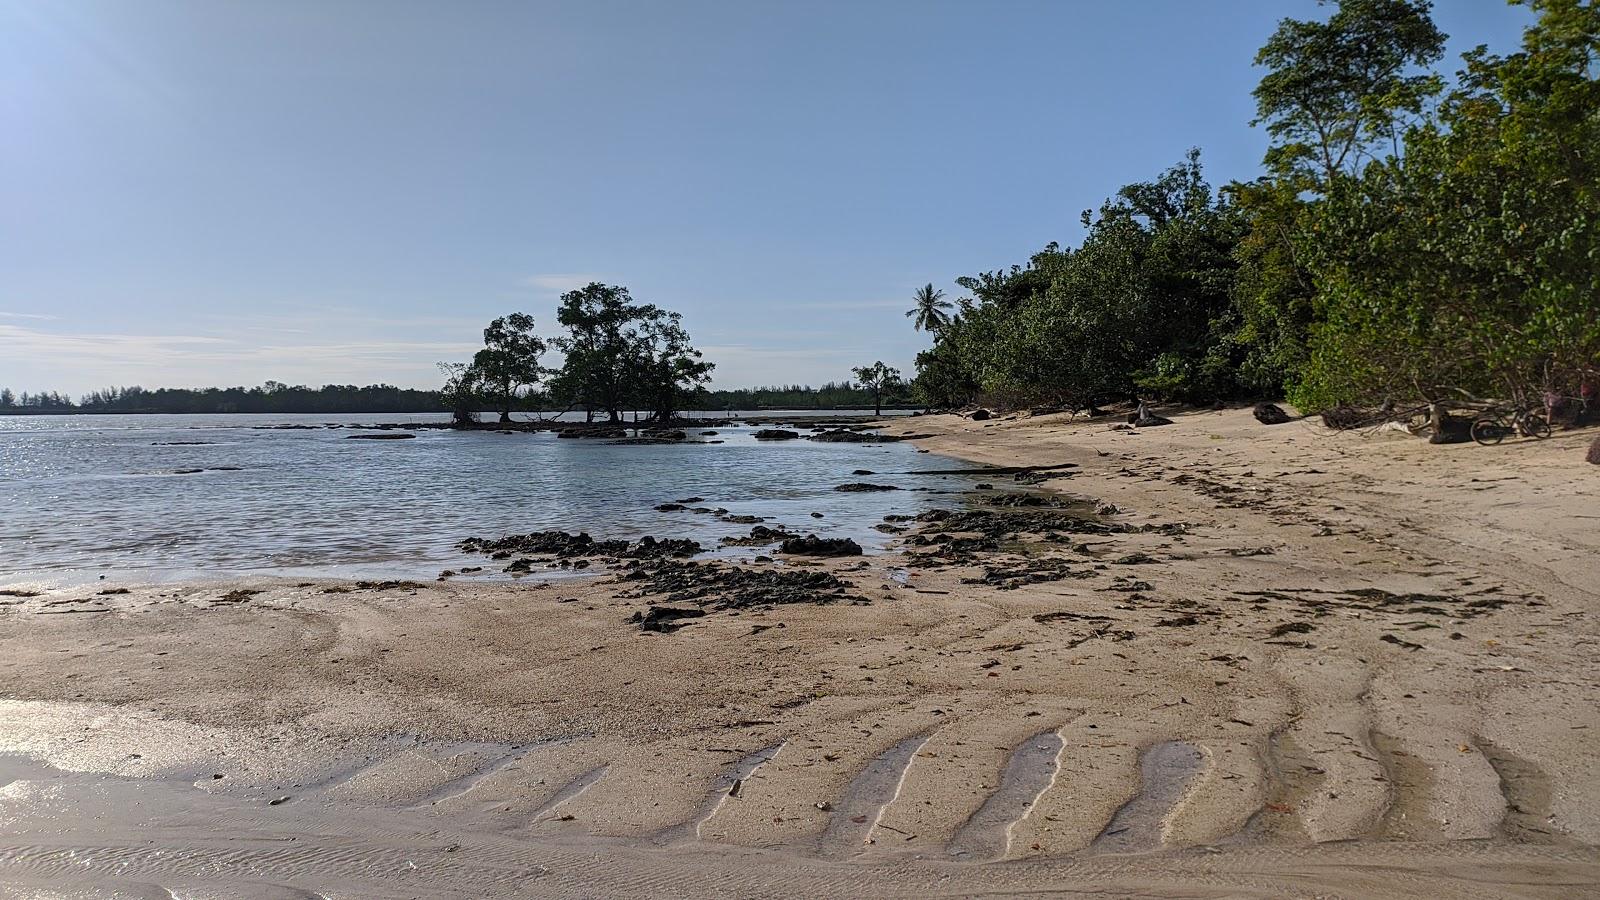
top-left (0, 380), bottom-right (917, 415)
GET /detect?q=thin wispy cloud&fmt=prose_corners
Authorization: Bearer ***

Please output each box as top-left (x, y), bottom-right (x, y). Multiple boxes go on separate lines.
top-left (522, 274), bottom-right (606, 295)
top-left (0, 322), bottom-right (483, 393)
top-left (0, 311), bottom-right (60, 321)
top-left (789, 299), bottom-right (910, 311)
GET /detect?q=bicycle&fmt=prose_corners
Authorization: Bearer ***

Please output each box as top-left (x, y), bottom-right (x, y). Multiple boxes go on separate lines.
top-left (1470, 405), bottom-right (1552, 446)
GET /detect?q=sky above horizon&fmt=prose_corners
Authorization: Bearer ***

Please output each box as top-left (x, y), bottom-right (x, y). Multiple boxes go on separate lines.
top-left (2, 0), bottom-right (1535, 396)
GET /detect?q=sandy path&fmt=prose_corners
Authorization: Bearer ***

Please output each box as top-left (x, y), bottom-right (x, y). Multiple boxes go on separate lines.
top-left (1, 407), bottom-right (1597, 897)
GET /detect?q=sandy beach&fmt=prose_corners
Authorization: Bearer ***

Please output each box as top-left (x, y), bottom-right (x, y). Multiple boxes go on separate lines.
top-left (2, 407), bottom-right (1598, 898)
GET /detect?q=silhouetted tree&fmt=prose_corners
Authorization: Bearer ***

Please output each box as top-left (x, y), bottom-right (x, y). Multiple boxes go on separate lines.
top-left (906, 283), bottom-right (953, 334)
top-left (472, 313), bottom-right (547, 422)
top-left (851, 361), bottom-right (902, 416)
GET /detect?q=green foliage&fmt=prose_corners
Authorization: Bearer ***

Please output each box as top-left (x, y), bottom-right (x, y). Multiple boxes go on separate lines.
top-left (1293, 0), bottom-right (1600, 408)
top-left (913, 0), bottom-right (1597, 416)
top-left (851, 361), bottom-right (903, 415)
top-left (906, 283), bottom-right (953, 333)
top-left (631, 308), bottom-right (714, 421)
top-left (472, 312), bottom-right (547, 422)
top-left (545, 282), bottom-right (714, 422)
top-left (1252, 0), bottom-right (1446, 184)
top-left (701, 381), bottom-right (914, 410)
top-left (1, 382), bottom-right (448, 415)
top-left (437, 362), bottom-right (482, 424)
top-left (911, 152), bottom-right (1246, 409)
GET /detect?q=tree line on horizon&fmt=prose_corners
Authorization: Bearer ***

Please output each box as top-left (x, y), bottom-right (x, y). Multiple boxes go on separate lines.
top-left (0, 282), bottom-right (909, 416)
top-left (908, 0), bottom-right (1599, 415)
top-left (0, 378), bottom-right (916, 417)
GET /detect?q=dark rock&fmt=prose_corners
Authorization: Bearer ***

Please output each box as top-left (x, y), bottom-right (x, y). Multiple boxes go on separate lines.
top-left (558, 427), bottom-right (627, 439)
top-left (630, 605), bottom-right (707, 633)
top-left (970, 409), bottom-right (992, 421)
top-left (851, 469), bottom-right (875, 476)
top-left (808, 429), bottom-right (898, 443)
top-left (778, 534), bottom-right (863, 556)
top-left (1253, 402), bottom-right (1292, 425)
top-left (699, 430), bottom-right (719, 436)
top-left (720, 525), bottom-right (793, 547)
top-left (1156, 615), bottom-right (1199, 627)
top-left (754, 429), bottom-right (800, 441)
top-left (620, 559), bottom-right (861, 610)
top-left (655, 503), bottom-right (688, 512)
top-left (347, 433), bottom-right (415, 440)
top-left (676, 497), bottom-right (706, 504)
top-left (833, 482), bottom-right (900, 492)
top-left (459, 530), bottom-right (701, 561)
top-left (1428, 411), bottom-right (1472, 445)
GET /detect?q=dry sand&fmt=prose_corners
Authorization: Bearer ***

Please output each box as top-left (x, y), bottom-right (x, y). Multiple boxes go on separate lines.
top-left (1, 407), bottom-right (1598, 898)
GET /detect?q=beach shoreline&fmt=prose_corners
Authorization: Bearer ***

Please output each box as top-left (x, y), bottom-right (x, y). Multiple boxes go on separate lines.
top-left (2, 407), bottom-right (1598, 897)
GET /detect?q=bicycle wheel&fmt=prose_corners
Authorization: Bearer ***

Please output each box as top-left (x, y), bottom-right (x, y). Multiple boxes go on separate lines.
top-left (1471, 417), bottom-right (1506, 446)
top-left (1524, 415), bottom-right (1552, 439)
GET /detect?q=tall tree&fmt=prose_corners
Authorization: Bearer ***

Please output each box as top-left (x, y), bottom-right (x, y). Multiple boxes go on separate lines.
top-left (905, 283), bottom-right (953, 334)
top-left (549, 283), bottom-right (648, 423)
top-left (631, 308), bottom-right (715, 422)
top-left (852, 361), bottom-right (902, 416)
top-left (1293, 0), bottom-right (1600, 409)
top-left (1252, 0), bottom-right (1447, 185)
top-left (472, 313), bottom-right (546, 423)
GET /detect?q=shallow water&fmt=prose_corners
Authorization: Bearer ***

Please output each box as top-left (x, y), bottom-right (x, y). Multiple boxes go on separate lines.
top-left (0, 412), bottom-right (972, 584)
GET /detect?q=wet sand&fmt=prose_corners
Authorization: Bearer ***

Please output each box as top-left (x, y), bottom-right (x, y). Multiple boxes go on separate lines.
top-left (2, 407), bottom-right (1598, 897)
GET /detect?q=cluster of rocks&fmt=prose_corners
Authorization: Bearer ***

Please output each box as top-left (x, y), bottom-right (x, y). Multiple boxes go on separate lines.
top-left (618, 559), bottom-right (864, 614)
top-left (719, 525), bottom-right (794, 547)
top-left (776, 534), bottom-right (862, 556)
top-left (965, 557), bottom-right (1097, 590)
top-left (457, 530), bottom-right (703, 565)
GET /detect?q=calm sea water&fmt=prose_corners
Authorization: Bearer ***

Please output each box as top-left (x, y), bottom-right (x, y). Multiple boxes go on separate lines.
top-left (0, 412), bottom-right (972, 585)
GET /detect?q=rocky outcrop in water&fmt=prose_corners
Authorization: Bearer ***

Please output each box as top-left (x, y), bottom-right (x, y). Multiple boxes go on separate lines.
top-left (754, 429), bottom-right (800, 441)
top-left (457, 530), bottom-right (702, 562)
top-left (719, 525), bottom-right (794, 547)
top-left (777, 534), bottom-right (862, 556)
top-left (807, 429), bottom-right (899, 443)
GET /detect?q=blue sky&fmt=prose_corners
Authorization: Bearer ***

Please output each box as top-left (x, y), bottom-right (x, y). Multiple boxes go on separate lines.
top-left (1, 0), bottom-right (1534, 395)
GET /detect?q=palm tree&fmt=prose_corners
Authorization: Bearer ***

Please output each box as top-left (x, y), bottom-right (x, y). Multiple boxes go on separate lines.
top-left (905, 283), bottom-right (953, 334)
